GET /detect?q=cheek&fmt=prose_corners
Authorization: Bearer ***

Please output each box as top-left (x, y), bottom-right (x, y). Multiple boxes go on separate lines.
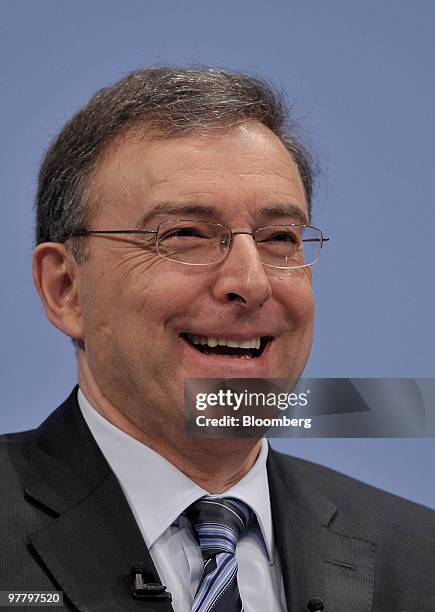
top-left (111, 268), bottom-right (198, 338)
top-left (77, 277), bottom-right (112, 340)
top-left (271, 269), bottom-right (314, 325)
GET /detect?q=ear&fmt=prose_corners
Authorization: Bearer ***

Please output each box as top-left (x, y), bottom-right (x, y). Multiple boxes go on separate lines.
top-left (33, 243), bottom-right (84, 341)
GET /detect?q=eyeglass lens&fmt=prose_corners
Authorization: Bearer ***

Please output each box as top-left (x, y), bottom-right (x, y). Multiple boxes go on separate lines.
top-left (156, 220), bottom-right (322, 267)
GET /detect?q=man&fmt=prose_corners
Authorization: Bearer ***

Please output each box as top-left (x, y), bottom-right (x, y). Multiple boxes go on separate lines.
top-left (1, 67), bottom-right (434, 612)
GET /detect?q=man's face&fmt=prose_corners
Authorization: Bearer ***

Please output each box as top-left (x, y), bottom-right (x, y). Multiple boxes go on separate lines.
top-left (75, 120), bottom-right (314, 429)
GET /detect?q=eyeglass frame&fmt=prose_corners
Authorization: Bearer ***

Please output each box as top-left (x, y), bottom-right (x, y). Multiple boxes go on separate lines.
top-left (65, 219), bottom-right (330, 270)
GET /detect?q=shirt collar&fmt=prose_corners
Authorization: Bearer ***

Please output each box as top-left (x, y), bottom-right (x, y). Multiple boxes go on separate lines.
top-left (78, 388), bottom-right (274, 563)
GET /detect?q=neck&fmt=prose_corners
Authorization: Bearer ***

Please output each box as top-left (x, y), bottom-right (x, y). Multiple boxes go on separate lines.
top-left (159, 438), bottom-right (262, 493)
top-left (78, 356), bottom-right (262, 493)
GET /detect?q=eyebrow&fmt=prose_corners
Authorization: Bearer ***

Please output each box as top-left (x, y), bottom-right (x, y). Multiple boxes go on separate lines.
top-left (136, 203), bottom-right (222, 228)
top-left (257, 204), bottom-right (309, 226)
top-left (135, 201), bottom-right (309, 229)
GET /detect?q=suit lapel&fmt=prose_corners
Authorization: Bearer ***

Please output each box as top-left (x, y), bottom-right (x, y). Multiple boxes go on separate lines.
top-left (25, 388), bottom-right (173, 612)
top-left (267, 449), bottom-right (376, 612)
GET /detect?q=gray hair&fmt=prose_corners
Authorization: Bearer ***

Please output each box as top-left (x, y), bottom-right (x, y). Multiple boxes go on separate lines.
top-left (36, 66), bottom-right (316, 263)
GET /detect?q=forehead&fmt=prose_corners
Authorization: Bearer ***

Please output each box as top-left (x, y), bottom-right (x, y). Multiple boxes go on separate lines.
top-left (89, 120), bottom-right (309, 225)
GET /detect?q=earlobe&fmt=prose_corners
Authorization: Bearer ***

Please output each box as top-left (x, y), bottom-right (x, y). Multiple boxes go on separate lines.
top-left (32, 243), bottom-right (84, 341)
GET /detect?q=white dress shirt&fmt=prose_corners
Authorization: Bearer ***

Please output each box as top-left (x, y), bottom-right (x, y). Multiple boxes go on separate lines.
top-left (78, 389), bottom-right (286, 611)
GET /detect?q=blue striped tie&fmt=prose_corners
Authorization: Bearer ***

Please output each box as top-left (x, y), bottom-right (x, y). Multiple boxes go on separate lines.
top-left (185, 497), bottom-right (252, 612)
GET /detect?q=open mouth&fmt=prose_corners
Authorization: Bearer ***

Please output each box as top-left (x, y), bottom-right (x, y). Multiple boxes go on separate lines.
top-left (181, 333), bottom-right (273, 359)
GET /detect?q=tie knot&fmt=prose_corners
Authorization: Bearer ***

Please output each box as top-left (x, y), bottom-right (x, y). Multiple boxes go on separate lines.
top-left (185, 497), bottom-right (252, 559)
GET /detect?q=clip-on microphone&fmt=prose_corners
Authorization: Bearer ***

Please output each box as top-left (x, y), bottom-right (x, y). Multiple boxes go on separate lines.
top-left (307, 597), bottom-right (325, 611)
top-left (131, 562), bottom-right (172, 601)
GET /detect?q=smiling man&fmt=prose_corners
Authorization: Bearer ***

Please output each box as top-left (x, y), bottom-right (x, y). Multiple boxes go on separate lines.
top-left (1, 68), bottom-right (434, 612)
top-left (47, 118), bottom-right (315, 493)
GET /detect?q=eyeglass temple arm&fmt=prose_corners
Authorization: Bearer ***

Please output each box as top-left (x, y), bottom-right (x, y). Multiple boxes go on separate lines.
top-left (303, 237), bottom-right (330, 244)
top-left (69, 229), bottom-right (158, 237)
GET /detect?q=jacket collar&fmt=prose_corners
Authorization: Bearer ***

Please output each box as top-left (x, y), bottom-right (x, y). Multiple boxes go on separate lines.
top-left (267, 449), bottom-right (376, 611)
top-left (25, 387), bottom-right (173, 612)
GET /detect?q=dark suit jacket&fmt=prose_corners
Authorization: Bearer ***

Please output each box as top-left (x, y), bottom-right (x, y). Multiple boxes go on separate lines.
top-left (1, 387), bottom-right (434, 611)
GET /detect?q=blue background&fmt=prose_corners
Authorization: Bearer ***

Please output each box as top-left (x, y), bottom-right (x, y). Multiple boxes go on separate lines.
top-left (1, 1), bottom-right (434, 507)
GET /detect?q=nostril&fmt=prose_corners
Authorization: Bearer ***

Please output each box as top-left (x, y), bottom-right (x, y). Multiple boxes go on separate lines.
top-left (227, 292), bottom-right (247, 304)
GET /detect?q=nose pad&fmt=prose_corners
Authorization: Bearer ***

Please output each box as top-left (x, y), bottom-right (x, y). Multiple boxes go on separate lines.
top-left (219, 235), bottom-right (231, 256)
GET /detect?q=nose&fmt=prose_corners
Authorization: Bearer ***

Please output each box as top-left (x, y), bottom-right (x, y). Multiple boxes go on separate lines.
top-left (211, 233), bottom-right (272, 308)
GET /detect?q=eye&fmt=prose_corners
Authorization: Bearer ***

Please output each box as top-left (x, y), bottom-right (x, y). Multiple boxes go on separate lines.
top-left (161, 226), bottom-right (207, 240)
top-left (271, 232), bottom-right (296, 242)
top-left (259, 231), bottom-right (298, 243)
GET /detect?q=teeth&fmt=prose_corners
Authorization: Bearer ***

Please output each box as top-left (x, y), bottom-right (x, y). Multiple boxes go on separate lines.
top-left (187, 334), bottom-right (263, 349)
top-left (238, 340), bottom-right (252, 349)
top-left (193, 335), bottom-right (207, 345)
